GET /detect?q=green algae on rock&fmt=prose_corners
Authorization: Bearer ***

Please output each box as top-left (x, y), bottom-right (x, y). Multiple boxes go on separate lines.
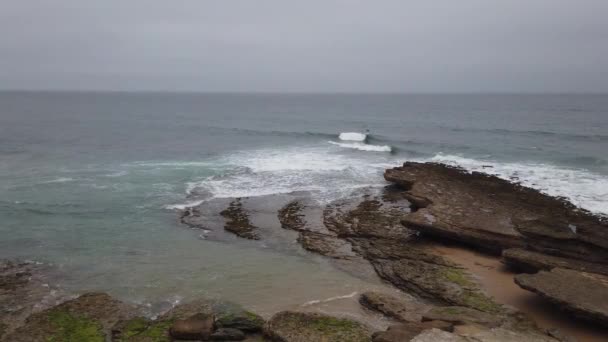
top-left (265, 311), bottom-right (371, 342)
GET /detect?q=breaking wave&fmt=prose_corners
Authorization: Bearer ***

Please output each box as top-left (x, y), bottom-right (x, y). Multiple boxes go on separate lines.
top-left (339, 132), bottom-right (367, 142)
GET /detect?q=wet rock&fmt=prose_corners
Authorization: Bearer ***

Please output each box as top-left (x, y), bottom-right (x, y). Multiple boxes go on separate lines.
top-left (4, 292), bottom-right (138, 342)
top-left (323, 197), bottom-right (413, 241)
top-left (169, 313), bottom-right (215, 340)
top-left (372, 321), bottom-right (453, 342)
top-left (221, 199), bottom-right (260, 240)
top-left (410, 328), bottom-right (467, 342)
top-left (297, 231), bottom-right (357, 259)
top-left (215, 306), bottom-right (264, 333)
top-left (0, 260), bottom-right (60, 338)
top-left (264, 311), bottom-right (371, 342)
top-left (411, 327), bottom-right (560, 342)
top-left (159, 299), bottom-right (214, 321)
top-left (359, 291), bottom-right (430, 322)
top-left (515, 268), bottom-right (608, 326)
top-left (277, 201), bottom-right (306, 231)
top-left (503, 248), bottom-right (608, 275)
top-left (422, 306), bottom-right (503, 327)
top-left (385, 162), bottom-right (608, 260)
top-left (211, 328), bottom-right (246, 341)
top-left (371, 257), bottom-right (504, 313)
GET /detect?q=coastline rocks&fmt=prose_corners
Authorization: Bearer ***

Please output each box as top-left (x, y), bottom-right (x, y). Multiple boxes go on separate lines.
top-left (220, 199), bottom-right (260, 240)
top-left (211, 328), bottom-right (246, 340)
top-left (503, 248), bottom-right (608, 275)
top-left (0, 260), bottom-right (58, 339)
top-left (169, 313), bottom-right (215, 340)
top-left (359, 291), bottom-right (430, 323)
top-left (5, 292), bottom-right (138, 342)
top-left (372, 321), bottom-right (454, 342)
top-left (421, 306), bottom-right (503, 327)
top-left (385, 162), bottom-right (608, 260)
top-left (264, 311), bottom-right (372, 342)
top-left (515, 268), bottom-right (608, 326)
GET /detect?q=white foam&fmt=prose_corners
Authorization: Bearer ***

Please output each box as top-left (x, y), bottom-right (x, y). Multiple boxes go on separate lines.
top-left (301, 291), bottom-right (358, 307)
top-left (339, 132), bottom-right (367, 142)
top-left (164, 200), bottom-right (205, 210)
top-left (182, 146), bottom-right (393, 205)
top-left (328, 141), bottom-right (392, 152)
top-left (424, 153), bottom-right (608, 216)
top-left (39, 177), bottom-right (74, 184)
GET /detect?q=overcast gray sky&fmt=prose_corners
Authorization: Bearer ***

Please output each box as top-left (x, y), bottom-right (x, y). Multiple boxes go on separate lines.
top-left (1, 0), bottom-right (607, 92)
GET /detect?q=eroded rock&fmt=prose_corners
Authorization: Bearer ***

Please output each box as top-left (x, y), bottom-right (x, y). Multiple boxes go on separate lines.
top-left (359, 291), bottom-right (429, 323)
top-left (372, 321), bottom-right (453, 342)
top-left (221, 199), bottom-right (260, 240)
top-left (503, 248), bottom-right (608, 275)
top-left (5, 292), bottom-right (138, 342)
top-left (385, 162), bottom-right (608, 261)
top-left (169, 313), bottom-right (215, 340)
top-left (264, 311), bottom-right (371, 342)
top-left (515, 268), bottom-right (608, 326)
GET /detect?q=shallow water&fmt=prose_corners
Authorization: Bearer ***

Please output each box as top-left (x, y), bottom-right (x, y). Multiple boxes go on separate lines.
top-left (1, 92), bottom-right (607, 316)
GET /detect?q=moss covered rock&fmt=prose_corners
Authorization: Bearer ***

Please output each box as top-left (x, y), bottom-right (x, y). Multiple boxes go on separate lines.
top-left (265, 311), bottom-right (371, 342)
top-left (4, 292), bottom-right (137, 342)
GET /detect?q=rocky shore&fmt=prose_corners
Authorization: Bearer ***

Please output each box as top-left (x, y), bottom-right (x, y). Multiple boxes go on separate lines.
top-left (3, 162), bottom-right (608, 341)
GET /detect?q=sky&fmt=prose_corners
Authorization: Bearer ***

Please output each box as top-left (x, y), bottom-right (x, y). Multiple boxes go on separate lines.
top-left (1, 0), bottom-right (607, 93)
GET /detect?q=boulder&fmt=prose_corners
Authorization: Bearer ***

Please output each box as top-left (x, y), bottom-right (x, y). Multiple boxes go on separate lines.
top-left (215, 306), bottom-right (264, 333)
top-left (359, 291), bottom-right (429, 322)
top-left (421, 306), bottom-right (503, 327)
top-left (410, 327), bottom-right (559, 342)
top-left (264, 311), bottom-right (371, 342)
top-left (211, 328), bottom-right (246, 341)
top-left (169, 313), bottom-right (214, 340)
top-left (385, 162), bottom-right (608, 261)
top-left (372, 321), bottom-right (453, 342)
top-left (515, 268), bottom-right (608, 326)
top-left (4, 292), bottom-right (138, 342)
top-left (503, 248), bottom-right (608, 275)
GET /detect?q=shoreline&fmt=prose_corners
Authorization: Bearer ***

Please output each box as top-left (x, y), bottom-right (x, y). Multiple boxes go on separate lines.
top-left (3, 161), bottom-right (608, 341)
top-left (427, 241), bottom-right (608, 342)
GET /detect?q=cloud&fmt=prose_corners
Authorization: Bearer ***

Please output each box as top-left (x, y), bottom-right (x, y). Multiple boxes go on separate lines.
top-left (1, 0), bottom-right (607, 92)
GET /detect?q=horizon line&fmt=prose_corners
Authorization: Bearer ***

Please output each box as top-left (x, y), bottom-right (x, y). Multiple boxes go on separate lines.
top-left (1, 89), bottom-right (607, 96)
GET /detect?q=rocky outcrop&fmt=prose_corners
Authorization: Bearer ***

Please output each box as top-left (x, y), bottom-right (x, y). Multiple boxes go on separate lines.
top-left (372, 321), bottom-right (453, 342)
top-left (385, 162), bottom-right (608, 261)
top-left (5, 292), bottom-right (138, 342)
top-left (503, 248), bottom-right (608, 275)
top-left (0, 260), bottom-right (59, 340)
top-left (264, 311), bottom-right (372, 342)
top-left (515, 268), bottom-right (608, 326)
top-left (169, 313), bottom-right (215, 340)
top-left (221, 198), bottom-right (260, 240)
top-left (359, 291), bottom-right (430, 323)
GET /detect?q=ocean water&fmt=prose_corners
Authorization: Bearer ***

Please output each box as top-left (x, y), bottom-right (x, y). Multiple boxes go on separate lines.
top-left (1, 92), bottom-right (607, 315)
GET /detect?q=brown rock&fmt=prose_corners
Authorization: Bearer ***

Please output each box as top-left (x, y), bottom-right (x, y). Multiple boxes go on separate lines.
top-left (359, 291), bottom-right (429, 322)
top-left (4, 292), bottom-right (138, 342)
top-left (503, 248), bottom-right (608, 275)
top-left (169, 313), bottom-right (215, 340)
top-left (372, 321), bottom-right (453, 342)
top-left (264, 311), bottom-right (371, 342)
top-left (422, 306), bottom-right (503, 327)
top-left (385, 162), bottom-right (608, 261)
top-left (220, 198), bottom-right (260, 240)
top-left (211, 328), bottom-right (246, 341)
top-left (515, 268), bottom-right (608, 326)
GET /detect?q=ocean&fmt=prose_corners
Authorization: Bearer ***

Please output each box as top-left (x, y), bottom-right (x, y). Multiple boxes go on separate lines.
top-left (1, 92), bottom-right (607, 316)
